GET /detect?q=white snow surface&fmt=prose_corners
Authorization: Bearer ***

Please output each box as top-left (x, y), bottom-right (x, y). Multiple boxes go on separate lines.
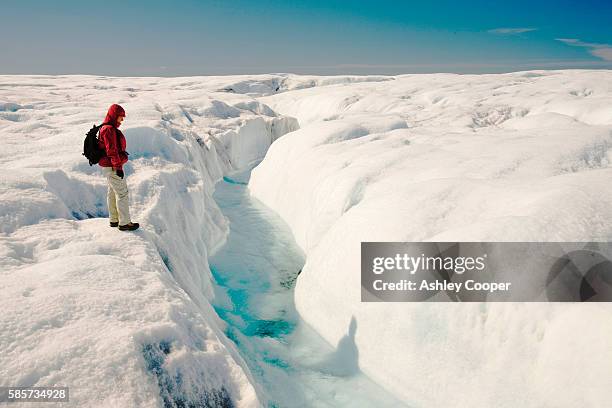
top-left (0, 74), bottom-right (306, 407)
top-left (250, 70), bottom-right (612, 407)
top-left (2, 70), bottom-right (612, 408)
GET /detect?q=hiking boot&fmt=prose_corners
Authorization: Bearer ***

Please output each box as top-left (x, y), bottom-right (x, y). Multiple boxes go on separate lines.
top-left (110, 221), bottom-right (119, 227)
top-left (118, 222), bottom-right (140, 231)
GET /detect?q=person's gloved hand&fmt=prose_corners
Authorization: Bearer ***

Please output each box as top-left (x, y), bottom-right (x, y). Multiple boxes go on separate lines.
top-left (116, 169), bottom-right (124, 179)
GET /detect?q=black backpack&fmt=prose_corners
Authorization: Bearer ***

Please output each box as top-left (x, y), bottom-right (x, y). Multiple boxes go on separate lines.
top-left (82, 122), bottom-right (120, 166)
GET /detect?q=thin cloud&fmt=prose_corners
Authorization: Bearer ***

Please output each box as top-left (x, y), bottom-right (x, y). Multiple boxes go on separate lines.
top-left (488, 28), bottom-right (537, 35)
top-left (556, 38), bottom-right (612, 61)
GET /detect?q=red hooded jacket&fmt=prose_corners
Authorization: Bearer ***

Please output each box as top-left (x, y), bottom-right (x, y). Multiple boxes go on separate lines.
top-left (98, 104), bottom-right (128, 170)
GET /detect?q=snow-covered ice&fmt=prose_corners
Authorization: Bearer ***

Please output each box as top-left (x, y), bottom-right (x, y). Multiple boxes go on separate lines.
top-left (1, 70), bottom-right (612, 407)
top-left (250, 70), bottom-right (612, 407)
top-left (0, 74), bottom-right (301, 407)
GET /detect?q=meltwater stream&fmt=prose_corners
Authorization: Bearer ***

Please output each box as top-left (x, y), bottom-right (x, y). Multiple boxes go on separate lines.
top-left (209, 167), bottom-right (404, 408)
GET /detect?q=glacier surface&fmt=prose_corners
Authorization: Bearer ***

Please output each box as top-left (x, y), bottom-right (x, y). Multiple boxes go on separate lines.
top-left (2, 70), bottom-right (612, 407)
top-left (250, 70), bottom-right (612, 408)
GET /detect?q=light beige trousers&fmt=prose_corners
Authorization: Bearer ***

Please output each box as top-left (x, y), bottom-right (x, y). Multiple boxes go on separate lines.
top-left (103, 167), bottom-right (131, 225)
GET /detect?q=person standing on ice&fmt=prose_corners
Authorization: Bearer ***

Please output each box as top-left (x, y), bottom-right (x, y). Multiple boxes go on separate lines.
top-left (98, 103), bottom-right (139, 231)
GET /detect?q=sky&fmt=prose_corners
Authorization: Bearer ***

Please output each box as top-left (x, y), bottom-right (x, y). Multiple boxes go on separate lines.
top-left (1, 0), bottom-right (611, 76)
